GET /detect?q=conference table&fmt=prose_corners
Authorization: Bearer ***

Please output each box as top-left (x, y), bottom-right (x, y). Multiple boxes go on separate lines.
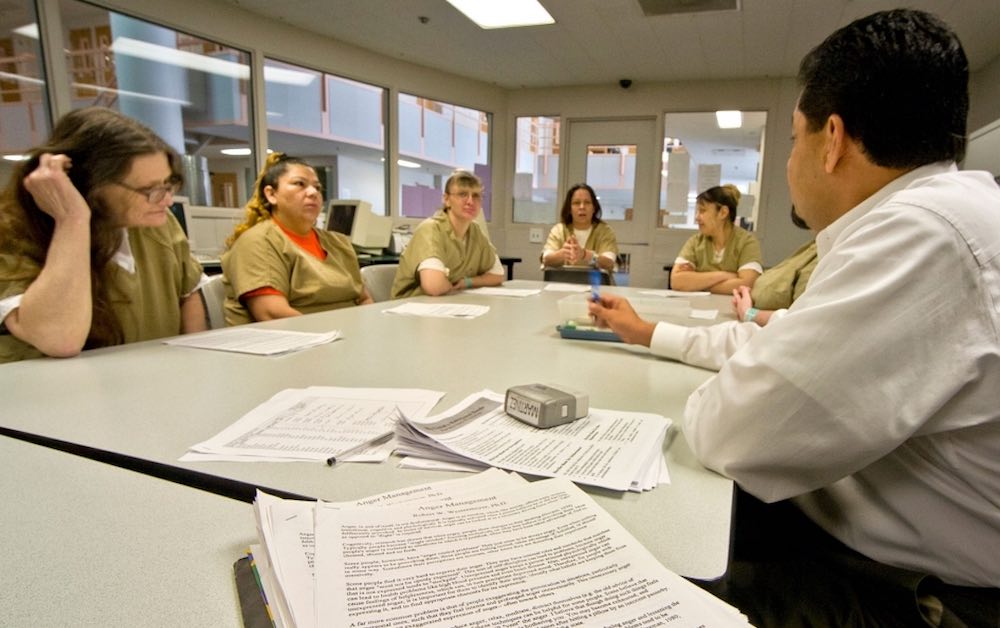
top-left (1, 282), bottom-right (736, 602)
top-left (1, 435), bottom-right (256, 626)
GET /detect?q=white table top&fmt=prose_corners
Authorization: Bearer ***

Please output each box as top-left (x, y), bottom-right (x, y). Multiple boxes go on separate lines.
top-left (0, 435), bottom-right (256, 627)
top-left (0, 281), bottom-right (735, 580)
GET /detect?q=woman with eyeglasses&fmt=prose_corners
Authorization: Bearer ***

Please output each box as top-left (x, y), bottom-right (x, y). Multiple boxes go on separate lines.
top-left (540, 183), bottom-right (618, 272)
top-left (670, 184), bottom-right (762, 294)
top-left (221, 152), bottom-right (372, 325)
top-left (391, 169), bottom-right (504, 298)
top-left (0, 107), bottom-right (208, 363)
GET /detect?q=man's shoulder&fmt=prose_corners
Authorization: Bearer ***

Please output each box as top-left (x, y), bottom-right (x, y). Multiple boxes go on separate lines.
top-left (886, 170), bottom-right (1000, 253)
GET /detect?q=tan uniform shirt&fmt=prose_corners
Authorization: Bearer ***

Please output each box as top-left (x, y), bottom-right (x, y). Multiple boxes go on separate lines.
top-left (391, 210), bottom-right (501, 299)
top-left (541, 222), bottom-right (619, 265)
top-left (676, 226), bottom-right (763, 273)
top-left (221, 220), bottom-right (364, 326)
top-left (750, 240), bottom-right (818, 310)
top-left (0, 214), bottom-right (203, 363)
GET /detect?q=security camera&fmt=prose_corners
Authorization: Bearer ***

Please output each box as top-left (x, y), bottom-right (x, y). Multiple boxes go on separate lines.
top-left (619, 79), bottom-right (633, 89)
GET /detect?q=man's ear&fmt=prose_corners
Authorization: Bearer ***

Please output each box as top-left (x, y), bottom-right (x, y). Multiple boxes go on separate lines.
top-left (823, 114), bottom-right (848, 174)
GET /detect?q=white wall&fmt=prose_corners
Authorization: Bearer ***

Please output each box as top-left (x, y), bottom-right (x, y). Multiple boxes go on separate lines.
top-left (504, 78), bottom-right (809, 282)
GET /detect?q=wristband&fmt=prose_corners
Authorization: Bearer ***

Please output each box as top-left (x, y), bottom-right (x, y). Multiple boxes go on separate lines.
top-left (744, 307), bottom-right (759, 323)
top-left (464, 277), bottom-right (473, 289)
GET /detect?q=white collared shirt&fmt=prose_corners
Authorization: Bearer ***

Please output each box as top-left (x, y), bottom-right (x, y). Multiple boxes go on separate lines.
top-left (653, 162), bottom-right (1000, 587)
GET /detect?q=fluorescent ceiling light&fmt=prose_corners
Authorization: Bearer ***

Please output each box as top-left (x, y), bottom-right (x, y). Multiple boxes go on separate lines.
top-left (13, 23), bottom-right (38, 38)
top-left (3, 154), bottom-right (30, 161)
top-left (221, 148), bottom-right (252, 156)
top-left (110, 37), bottom-right (314, 86)
top-left (446, 0), bottom-right (554, 29)
top-left (397, 159), bottom-right (422, 169)
top-left (715, 110), bottom-right (743, 129)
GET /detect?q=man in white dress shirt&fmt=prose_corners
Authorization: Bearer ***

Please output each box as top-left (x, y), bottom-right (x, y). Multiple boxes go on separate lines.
top-left (591, 9), bottom-right (999, 626)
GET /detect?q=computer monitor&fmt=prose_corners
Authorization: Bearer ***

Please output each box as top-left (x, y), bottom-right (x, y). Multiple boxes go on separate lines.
top-left (324, 199), bottom-right (392, 255)
top-left (183, 203), bottom-right (244, 259)
top-left (169, 195), bottom-right (190, 234)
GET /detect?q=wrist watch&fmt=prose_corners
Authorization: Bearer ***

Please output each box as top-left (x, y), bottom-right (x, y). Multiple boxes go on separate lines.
top-left (589, 252), bottom-right (598, 267)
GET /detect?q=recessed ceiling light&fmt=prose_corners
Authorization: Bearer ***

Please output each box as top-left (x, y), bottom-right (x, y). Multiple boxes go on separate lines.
top-left (3, 154), bottom-right (29, 161)
top-left (445, 0), bottom-right (555, 29)
top-left (716, 110), bottom-right (743, 129)
top-left (397, 159), bottom-right (422, 169)
top-left (221, 148), bottom-right (252, 156)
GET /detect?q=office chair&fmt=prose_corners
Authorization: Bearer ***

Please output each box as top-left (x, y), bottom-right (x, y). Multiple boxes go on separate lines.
top-left (360, 263), bottom-right (399, 302)
top-left (542, 266), bottom-right (614, 286)
top-left (200, 274), bottom-right (227, 329)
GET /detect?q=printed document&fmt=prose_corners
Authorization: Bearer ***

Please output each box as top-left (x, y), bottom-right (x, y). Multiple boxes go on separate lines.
top-left (383, 302), bottom-right (490, 318)
top-left (183, 387), bottom-right (443, 462)
top-left (253, 469), bottom-right (523, 628)
top-left (164, 327), bottom-right (341, 355)
top-left (395, 390), bottom-right (671, 491)
top-left (310, 475), bottom-right (750, 626)
top-left (466, 287), bottom-right (541, 297)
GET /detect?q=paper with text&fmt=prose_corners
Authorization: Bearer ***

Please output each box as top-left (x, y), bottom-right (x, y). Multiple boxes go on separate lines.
top-left (467, 287), bottom-right (541, 297)
top-left (253, 470), bottom-right (523, 628)
top-left (312, 476), bottom-right (749, 626)
top-left (383, 302), bottom-right (490, 318)
top-left (184, 387), bottom-right (443, 462)
top-left (395, 390), bottom-right (671, 492)
top-left (164, 327), bottom-right (341, 355)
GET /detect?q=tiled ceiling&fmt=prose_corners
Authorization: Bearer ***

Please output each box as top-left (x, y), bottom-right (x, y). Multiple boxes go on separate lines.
top-left (219, 0), bottom-right (1000, 88)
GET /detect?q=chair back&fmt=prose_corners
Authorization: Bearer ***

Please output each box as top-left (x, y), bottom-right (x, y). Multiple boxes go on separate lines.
top-left (542, 267), bottom-right (614, 286)
top-left (200, 274), bottom-right (227, 329)
top-left (360, 263), bottom-right (399, 302)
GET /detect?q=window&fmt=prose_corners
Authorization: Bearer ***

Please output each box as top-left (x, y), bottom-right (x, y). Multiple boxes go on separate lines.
top-left (659, 111), bottom-right (767, 230)
top-left (398, 93), bottom-right (491, 220)
top-left (586, 143), bottom-right (637, 222)
top-left (0, 1), bottom-right (49, 182)
top-left (56, 0), bottom-right (255, 208)
top-left (513, 116), bottom-right (560, 224)
top-left (265, 59), bottom-right (387, 215)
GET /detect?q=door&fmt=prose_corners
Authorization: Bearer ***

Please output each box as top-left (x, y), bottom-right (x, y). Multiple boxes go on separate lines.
top-left (565, 118), bottom-right (658, 284)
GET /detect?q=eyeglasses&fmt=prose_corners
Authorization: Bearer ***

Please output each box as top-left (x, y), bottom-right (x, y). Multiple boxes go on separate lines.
top-left (116, 179), bottom-right (182, 204)
top-left (448, 190), bottom-right (483, 202)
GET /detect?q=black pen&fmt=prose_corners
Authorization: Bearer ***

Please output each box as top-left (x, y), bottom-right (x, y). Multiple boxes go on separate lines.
top-left (326, 430), bottom-right (395, 466)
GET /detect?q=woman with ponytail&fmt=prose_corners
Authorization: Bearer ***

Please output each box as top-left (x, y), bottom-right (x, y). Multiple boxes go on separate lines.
top-left (221, 153), bottom-right (372, 325)
top-left (670, 184), bottom-right (762, 294)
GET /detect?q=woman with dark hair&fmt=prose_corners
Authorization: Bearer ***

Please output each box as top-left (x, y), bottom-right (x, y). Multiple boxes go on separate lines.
top-left (540, 183), bottom-right (618, 272)
top-left (221, 152), bottom-right (371, 325)
top-left (0, 107), bottom-right (207, 363)
top-left (670, 184), bottom-right (762, 294)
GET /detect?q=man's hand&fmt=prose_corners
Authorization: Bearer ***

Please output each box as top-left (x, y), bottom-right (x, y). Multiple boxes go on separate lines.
top-left (588, 294), bottom-right (656, 347)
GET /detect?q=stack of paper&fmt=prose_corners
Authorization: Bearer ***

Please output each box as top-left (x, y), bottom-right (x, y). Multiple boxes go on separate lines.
top-left (246, 470), bottom-right (751, 627)
top-left (395, 390), bottom-right (671, 491)
top-left (180, 387), bottom-right (443, 463)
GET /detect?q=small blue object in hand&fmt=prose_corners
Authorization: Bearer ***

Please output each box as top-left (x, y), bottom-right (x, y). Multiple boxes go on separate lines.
top-left (590, 269), bottom-right (601, 303)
